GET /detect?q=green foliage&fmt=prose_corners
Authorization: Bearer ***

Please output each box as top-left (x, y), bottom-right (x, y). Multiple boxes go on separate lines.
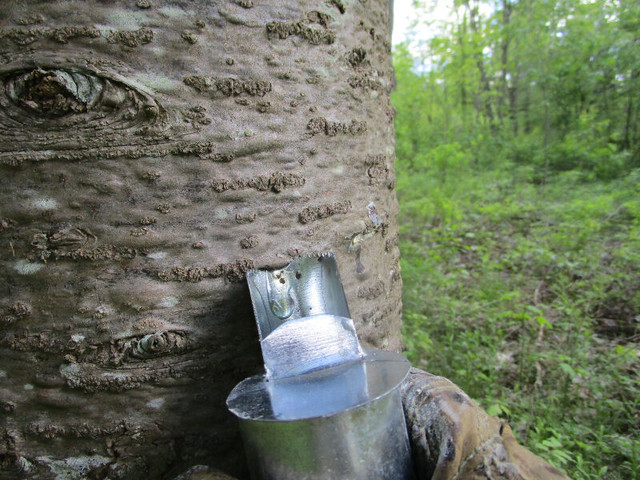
top-left (393, 1), bottom-right (640, 478)
top-left (397, 161), bottom-right (640, 479)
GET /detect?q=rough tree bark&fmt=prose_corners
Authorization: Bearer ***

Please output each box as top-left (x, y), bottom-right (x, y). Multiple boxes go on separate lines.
top-left (0, 1), bottom-right (400, 478)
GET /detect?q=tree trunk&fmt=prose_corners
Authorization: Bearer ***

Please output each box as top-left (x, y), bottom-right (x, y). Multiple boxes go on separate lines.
top-left (464, 0), bottom-right (497, 137)
top-left (456, 14), bottom-right (469, 129)
top-left (510, 73), bottom-right (519, 137)
top-left (523, 80), bottom-right (532, 134)
top-left (0, 1), bottom-right (401, 478)
top-left (498, 0), bottom-right (511, 128)
top-left (622, 69), bottom-right (637, 153)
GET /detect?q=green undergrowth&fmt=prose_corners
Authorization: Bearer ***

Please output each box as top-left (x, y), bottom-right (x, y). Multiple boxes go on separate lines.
top-left (397, 160), bottom-right (640, 479)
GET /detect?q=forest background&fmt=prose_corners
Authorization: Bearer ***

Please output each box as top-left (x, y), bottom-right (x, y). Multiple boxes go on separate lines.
top-left (392, 0), bottom-right (640, 478)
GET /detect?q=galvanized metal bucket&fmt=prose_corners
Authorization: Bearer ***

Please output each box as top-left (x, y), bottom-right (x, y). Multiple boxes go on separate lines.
top-left (226, 254), bottom-right (414, 480)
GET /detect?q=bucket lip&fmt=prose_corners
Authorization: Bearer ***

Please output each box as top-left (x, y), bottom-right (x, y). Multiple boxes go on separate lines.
top-left (226, 349), bottom-right (410, 422)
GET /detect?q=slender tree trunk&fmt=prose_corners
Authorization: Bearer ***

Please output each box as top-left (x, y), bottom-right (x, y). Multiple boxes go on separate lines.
top-left (523, 80), bottom-right (532, 134)
top-left (457, 16), bottom-right (469, 127)
top-left (622, 70), bottom-right (637, 152)
top-left (498, 0), bottom-right (512, 129)
top-left (0, 1), bottom-right (401, 479)
top-left (510, 73), bottom-right (519, 136)
top-left (543, 90), bottom-right (551, 184)
top-left (465, 0), bottom-right (497, 137)
top-left (622, 90), bottom-right (633, 151)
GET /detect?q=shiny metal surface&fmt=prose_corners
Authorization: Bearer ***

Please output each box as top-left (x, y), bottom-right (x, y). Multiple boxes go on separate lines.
top-left (227, 350), bottom-right (409, 421)
top-left (246, 253), bottom-right (350, 340)
top-left (238, 389), bottom-right (413, 480)
top-left (260, 314), bottom-right (363, 380)
top-left (227, 253), bottom-right (414, 480)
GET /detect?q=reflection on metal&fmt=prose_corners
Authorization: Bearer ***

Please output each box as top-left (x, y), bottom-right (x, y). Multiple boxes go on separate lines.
top-left (260, 314), bottom-right (363, 380)
top-left (247, 254), bottom-right (351, 339)
top-left (227, 254), bottom-right (414, 480)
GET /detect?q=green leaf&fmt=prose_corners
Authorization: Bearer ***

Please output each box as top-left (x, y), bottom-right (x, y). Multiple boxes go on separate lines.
top-left (487, 404), bottom-right (502, 417)
top-left (559, 363), bottom-right (577, 379)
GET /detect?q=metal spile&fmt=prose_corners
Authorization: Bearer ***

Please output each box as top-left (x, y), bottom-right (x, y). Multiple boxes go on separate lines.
top-left (226, 253), bottom-right (414, 480)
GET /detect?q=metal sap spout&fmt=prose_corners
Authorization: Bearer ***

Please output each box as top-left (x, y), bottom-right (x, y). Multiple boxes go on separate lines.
top-left (226, 253), bottom-right (415, 480)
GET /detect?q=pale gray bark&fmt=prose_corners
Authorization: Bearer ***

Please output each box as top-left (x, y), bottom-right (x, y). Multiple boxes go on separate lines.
top-left (0, 1), bottom-right (400, 478)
